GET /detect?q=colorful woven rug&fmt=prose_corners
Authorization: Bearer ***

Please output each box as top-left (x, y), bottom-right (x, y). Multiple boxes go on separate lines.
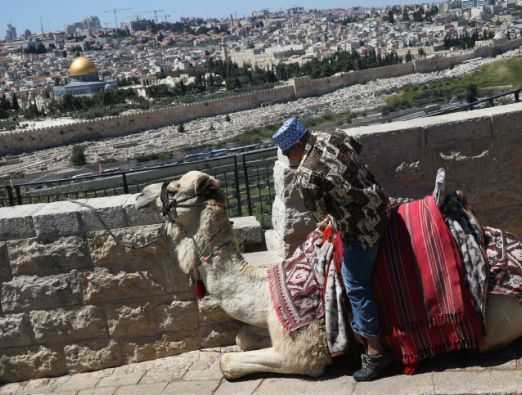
top-left (374, 196), bottom-right (484, 366)
top-left (485, 227), bottom-right (522, 303)
top-left (267, 230), bottom-right (326, 333)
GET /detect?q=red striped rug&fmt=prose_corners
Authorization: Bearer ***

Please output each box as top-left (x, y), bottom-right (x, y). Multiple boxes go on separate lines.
top-left (374, 196), bottom-right (484, 366)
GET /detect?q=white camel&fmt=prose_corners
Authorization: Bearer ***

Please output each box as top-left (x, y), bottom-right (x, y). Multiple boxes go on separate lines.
top-left (136, 170), bottom-right (522, 380)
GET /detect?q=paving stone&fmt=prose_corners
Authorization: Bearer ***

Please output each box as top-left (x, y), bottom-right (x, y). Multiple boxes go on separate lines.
top-left (162, 380), bottom-right (219, 395)
top-left (96, 372), bottom-right (145, 388)
top-left (113, 383), bottom-right (167, 395)
top-left (254, 376), bottom-right (356, 395)
top-left (182, 353), bottom-right (222, 381)
top-left (138, 367), bottom-right (187, 385)
top-left (55, 369), bottom-right (115, 391)
top-left (77, 387), bottom-right (118, 395)
top-left (353, 373), bottom-right (433, 395)
top-left (0, 382), bottom-right (26, 394)
top-left (20, 375), bottom-right (72, 394)
top-left (432, 370), bottom-right (522, 394)
top-left (214, 378), bottom-right (262, 395)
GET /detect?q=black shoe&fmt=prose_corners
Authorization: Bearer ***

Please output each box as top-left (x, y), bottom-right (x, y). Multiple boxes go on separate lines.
top-left (353, 353), bottom-right (393, 382)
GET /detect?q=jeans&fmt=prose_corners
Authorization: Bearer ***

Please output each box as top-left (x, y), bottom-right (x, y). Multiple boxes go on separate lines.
top-left (341, 239), bottom-right (380, 338)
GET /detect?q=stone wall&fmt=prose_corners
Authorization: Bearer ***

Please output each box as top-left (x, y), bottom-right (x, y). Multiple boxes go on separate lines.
top-left (4, 39), bottom-right (522, 157)
top-left (0, 196), bottom-right (263, 383)
top-left (268, 102), bottom-right (522, 257)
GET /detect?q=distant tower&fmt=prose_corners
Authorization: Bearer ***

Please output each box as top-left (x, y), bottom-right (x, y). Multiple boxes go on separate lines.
top-left (5, 24), bottom-right (17, 41)
top-left (40, 16), bottom-right (45, 34)
top-left (221, 38), bottom-right (230, 78)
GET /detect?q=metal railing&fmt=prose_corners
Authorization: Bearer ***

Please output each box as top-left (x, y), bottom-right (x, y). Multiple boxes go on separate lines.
top-left (0, 147), bottom-right (278, 228)
top-left (424, 89), bottom-right (521, 117)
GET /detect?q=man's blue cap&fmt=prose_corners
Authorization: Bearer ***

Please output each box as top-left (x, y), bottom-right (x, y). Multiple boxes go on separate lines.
top-left (272, 117), bottom-right (307, 153)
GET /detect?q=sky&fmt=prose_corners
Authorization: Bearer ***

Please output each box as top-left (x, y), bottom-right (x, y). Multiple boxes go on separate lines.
top-left (1, 0), bottom-right (421, 35)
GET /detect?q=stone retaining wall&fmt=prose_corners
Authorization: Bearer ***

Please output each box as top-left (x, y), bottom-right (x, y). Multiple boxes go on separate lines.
top-left (268, 102), bottom-right (522, 257)
top-left (0, 196), bottom-right (263, 383)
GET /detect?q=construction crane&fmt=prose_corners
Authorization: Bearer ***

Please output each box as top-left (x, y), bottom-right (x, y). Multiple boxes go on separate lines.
top-left (104, 8), bottom-right (133, 29)
top-left (141, 9), bottom-right (165, 23)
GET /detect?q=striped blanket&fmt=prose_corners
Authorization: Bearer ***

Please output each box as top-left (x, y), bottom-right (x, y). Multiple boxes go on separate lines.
top-left (374, 196), bottom-right (483, 366)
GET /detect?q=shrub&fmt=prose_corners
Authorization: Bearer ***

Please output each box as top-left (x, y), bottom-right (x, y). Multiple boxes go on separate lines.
top-left (70, 145), bottom-right (87, 166)
top-left (177, 123), bottom-right (185, 133)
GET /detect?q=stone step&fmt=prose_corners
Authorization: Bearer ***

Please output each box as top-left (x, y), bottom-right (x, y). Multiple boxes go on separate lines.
top-left (230, 216), bottom-right (265, 253)
top-left (243, 249), bottom-right (281, 269)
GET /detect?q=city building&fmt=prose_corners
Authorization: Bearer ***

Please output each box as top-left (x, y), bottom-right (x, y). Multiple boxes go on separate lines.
top-left (5, 24), bottom-right (17, 42)
top-left (53, 56), bottom-right (117, 97)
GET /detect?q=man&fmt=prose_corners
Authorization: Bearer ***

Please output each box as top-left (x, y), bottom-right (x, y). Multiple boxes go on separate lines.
top-left (272, 117), bottom-right (392, 382)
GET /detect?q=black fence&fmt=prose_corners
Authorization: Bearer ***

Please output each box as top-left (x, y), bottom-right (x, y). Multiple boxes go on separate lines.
top-left (0, 147), bottom-right (278, 228)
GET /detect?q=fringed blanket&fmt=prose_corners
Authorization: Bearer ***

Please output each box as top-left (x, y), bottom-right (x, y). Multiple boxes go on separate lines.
top-left (374, 196), bottom-right (483, 366)
top-left (267, 229), bottom-right (350, 356)
top-left (485, 227), bottom-right (522, 303)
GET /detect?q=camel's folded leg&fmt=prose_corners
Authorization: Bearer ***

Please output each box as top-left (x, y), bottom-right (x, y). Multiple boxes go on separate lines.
top-left (236, 326), bottom-right (271, 351)
top-left (220, 347), bottom-right (321, 380)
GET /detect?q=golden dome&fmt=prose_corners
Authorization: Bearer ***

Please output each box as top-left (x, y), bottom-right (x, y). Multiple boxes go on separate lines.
top-left (68, 56), bottom-right (97, 77)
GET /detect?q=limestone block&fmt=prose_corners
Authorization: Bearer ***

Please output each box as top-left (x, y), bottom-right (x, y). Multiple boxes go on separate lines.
top-left (7, 236), bottom-right (92, 276)
top-left (424, 113), bottom-right (492, 154)
top-left (64, 339), bottom-right (121, 374)
top-left (264, 230), bottom-right (284, 258)
top-left (272, 156), bottom-right (294, 199)
top-left (76, 196), bottom-right (129, 232)
top-left (1, 272), bottom-right (83, 313)
top-left (120, 334), bottom-right (200, 364)
top-left (200, 321), bottom-right (242, 348)
top-left (197, 297), bottom-right (232, 323)
top-left (86, 224), bottom-right (167, 267)
top-left (33, 202), bottom-right (82, 239)
top-left (86, 225), bottom-right (190, 296)
top-left (0, 204), bottom-right (44, 241)
top-left (123, 194), bottom-right (163, 227)
top-left (155, 300), bottom-right (199, 334)
top-left (271, 196), bottom-right (315, 258)
top-left (29, 306), bottom-right (107, 343)
top-left (0, 242), bottom-right (12, 282)
top-left (0, 313), bottom-right (34, 348)
top-left (82, 268), bottom-right (167, 304)
top-left (230, 216), bottom-right (264, 252)
top-left (106, 303), bottom-right (157, 338)
top-left (0, 345), bottom-right (65, 383)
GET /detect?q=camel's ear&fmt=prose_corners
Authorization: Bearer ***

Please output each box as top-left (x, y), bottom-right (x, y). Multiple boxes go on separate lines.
top-left (135, 183), bottom-right (163, 209)
top-left (194, 174), bottom-right (220, 195)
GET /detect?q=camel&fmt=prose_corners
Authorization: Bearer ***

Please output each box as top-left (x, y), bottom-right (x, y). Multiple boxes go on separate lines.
top-left (135, 170), bottom-right (522, 380)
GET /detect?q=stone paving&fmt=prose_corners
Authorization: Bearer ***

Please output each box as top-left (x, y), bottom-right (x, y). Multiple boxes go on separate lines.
top-left (2, 340), bottom-right (522, 395)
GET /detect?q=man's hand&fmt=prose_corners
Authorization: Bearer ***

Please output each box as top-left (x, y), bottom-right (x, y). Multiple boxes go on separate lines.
top-left (317, 216), bottom-right (331, 231)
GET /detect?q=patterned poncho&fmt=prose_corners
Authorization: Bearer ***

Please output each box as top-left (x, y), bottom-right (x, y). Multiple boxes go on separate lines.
top-left (291, 131), bottom-right (388, 250)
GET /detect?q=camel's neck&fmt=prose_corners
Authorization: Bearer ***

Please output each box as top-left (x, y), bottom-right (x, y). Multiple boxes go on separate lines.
top-left (175, 204), bottom-right (270, 328)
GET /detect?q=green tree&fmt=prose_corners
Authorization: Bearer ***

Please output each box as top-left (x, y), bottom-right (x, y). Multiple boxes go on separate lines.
top-left (70, 145), bottom-right (87, 166)
top-left (466, 84), bottom-right (478, 103)
top-left (405, 50), bottom-right (413, 63)
top-left (11, 93), bottom-right (19, 111)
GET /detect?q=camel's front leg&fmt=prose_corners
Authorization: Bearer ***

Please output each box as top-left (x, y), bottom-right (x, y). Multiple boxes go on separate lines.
top-left (220, 347), bottom-right (324, 380)
top-left (236, 326), bottom-right (271, 351)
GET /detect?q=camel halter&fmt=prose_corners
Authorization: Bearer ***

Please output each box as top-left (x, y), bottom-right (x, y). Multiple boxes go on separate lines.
top-left (160, 182), bottom-right (229, 298)
top-left (160, 181), bottom-right (209, 221)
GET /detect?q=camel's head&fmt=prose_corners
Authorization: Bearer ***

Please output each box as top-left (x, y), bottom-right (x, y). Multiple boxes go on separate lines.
top-left (136, 170), bottom-right (223, 226)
